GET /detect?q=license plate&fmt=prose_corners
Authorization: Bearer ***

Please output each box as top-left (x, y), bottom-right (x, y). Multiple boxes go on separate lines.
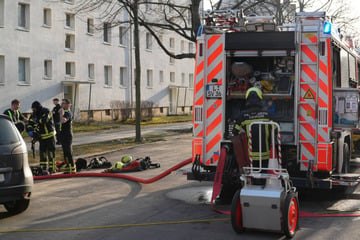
top-left (206, 84), bottom-right (222, 99)
top-left (0, 174), bottom-right (4, 183)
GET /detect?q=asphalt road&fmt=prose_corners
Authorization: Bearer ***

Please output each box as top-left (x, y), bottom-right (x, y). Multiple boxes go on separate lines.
top-left (2, 133), bottom-right (360, 240)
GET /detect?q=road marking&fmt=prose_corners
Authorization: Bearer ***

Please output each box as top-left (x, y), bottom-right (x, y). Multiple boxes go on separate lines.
top-left (0, 218), bottom-right (230, 233)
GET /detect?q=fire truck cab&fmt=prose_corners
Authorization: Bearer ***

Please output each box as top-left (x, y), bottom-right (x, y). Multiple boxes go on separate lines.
top-left (190, 10), bottom-right (360, 190)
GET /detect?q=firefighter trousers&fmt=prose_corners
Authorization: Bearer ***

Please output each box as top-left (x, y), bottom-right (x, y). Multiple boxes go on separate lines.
top-left (39, 137), bottom-right (56, 172)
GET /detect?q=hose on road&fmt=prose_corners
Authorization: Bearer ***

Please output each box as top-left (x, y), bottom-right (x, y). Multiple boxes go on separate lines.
top-left (34, 158), bottom-right (192, 183)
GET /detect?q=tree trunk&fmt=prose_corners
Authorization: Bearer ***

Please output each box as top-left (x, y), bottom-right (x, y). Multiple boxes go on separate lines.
top-left (134, 0), bottom-right (142, 143)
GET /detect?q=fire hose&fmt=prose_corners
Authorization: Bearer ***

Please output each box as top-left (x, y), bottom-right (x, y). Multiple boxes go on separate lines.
top-left (33, 158), bottom-right (192, 183)
top-left (33, 157), bottom-right (360, 218)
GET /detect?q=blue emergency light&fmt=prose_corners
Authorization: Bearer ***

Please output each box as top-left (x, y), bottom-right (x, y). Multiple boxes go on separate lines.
top-left (324, 22), bottom-right (331, 34)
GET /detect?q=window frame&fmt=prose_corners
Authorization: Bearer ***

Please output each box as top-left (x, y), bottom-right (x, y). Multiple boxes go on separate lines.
top-left (103, 22), bottom-right (111, 44)
top-left (120, 66), bottom-right (127, 87)
top-left (104, 65), bottom-right (112, 87)
top-left (88, 63), bottom-right (95, 80)
top-left (44, 60), bottom-right (52, 79)
top-left (87, 18), bottom-right (94, 35)
top-left (18, 57), bottom-right (30, 84)
top-left (18, 3), bottom-right (30, 30)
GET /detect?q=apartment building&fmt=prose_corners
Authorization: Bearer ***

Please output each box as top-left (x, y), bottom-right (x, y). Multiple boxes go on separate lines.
top-left (0, 0), bottom-right (195, 120)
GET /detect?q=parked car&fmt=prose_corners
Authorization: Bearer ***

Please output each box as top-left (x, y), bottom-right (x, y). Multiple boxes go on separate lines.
top-left (0, 114), bottom-right (33, 214)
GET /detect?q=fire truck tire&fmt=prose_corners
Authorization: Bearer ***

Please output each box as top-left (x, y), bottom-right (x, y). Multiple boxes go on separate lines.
top-left (342, 143), bottom-right (350, 173)
top-left (282, 192), bottom-right (299, 238)
top-left (230, 189), bottom-right (244, 233)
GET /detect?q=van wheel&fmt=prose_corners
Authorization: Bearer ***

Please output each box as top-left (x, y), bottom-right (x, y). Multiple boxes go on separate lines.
top-left (4, 199), bottom-right (30, 215)
top-left (342, 143), bottom-right (350, 173)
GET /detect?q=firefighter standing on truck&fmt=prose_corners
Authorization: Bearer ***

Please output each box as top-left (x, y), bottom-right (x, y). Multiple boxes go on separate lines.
top-left (59, 98), bottom-right (75, 173)
top-left (27, 101), bottom-right (56, 173)
top-left (233, 87), bottom-right (270, 168)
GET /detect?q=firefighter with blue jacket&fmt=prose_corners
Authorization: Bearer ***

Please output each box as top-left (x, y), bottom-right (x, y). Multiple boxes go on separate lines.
top-left (233, 87), bottom-right (271, 168)
top-left (27, 101), bottom-right (56, 173)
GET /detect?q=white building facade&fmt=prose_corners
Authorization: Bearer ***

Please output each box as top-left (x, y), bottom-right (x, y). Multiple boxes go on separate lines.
top-left (0, 0), bottom-right (195, 120)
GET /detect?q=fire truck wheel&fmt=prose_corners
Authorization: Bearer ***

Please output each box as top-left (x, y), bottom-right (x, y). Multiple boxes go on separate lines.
top-left (230, 189), bottom-right (244, 233)
top-left (282, 192), bottom-right (299, 238)
top-left (342, 143), bottom-right (350, 174)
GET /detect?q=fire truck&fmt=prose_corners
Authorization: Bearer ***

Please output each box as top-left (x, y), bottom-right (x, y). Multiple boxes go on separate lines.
top-left (189, 10), bottom-right (360, 192)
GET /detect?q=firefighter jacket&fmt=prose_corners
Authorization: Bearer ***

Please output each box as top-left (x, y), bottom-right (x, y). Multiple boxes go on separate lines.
top-left (27, 107), bottom-right (56, 140)
top-left (234, 105), bottom-right (270, 161)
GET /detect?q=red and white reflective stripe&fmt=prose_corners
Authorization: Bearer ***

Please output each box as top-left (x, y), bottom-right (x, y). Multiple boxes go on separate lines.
top-left (204, 34), bottom-right (224, 165)
top-left (299, 32), bottom-right (331, 171)
top-left (193, 41), bottom-right (205, 139)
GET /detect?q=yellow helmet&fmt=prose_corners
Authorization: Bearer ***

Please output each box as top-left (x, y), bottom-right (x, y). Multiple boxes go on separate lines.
top-left (121, 155), bottom-right (133, 163)
top-left (114, 162), bottom-right (124, 169)
top-left (245, 87), bottom-right (263, 100)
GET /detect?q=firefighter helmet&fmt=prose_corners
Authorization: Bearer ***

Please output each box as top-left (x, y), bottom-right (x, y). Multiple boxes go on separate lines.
top-left (121, 155), bottom-right (133, 163)
top-left (245, 87), bottom-right (263, 100)
top-left (114, 161), bottom-right (124, 169)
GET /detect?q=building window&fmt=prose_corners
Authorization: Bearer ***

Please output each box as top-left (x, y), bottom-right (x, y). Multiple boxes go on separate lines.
top-left (147, 69), bottom-right (153, 88)
top-left (88, 63), bottom-right (95, 80)
top-left (188, 42), bottom-right (194, 53)
top-left (169, 37), bottom-right (175, 49)
top-left (18, 58), bottom-right (30, 83)
top-left (65, 62), bottom-right (75, 78)
top-left (159, 70), bottom-right (164, 83)
top-left (43, 8), bottom-right (51, 27)
top-left (18, 3), bottom-right (30, 30)
top-left (144, 0), bottom-right (150, 11)
top-left (119, 26), bottom-right (127, 45)
top-left (104, 65), bottom-right (112, 86)
top-left (0, 0), bottom-right (4, 27)
top-left (65, 34), bottom-right (75, 51)
top-left (187, 9), bottom-right (192, 25)
top-left (181, 73), bottom-right (185, 85)
top-left (103, 22), bottom-right (111, 44)
top-left (87, 18), bottom-right (94, 34)
top-left (189, 73), bottom-right (194, 88)
top-left (181, 40), bottom-right (185, 52)
top-left (120, 67), bottom-right (126, 87)
top-left (146, 32), bottom-right (152, 50)
top-left (170, 72), bottom-right (175, 83)
top-left (157, 0), bottom-right (163, 11)
top-left (0, 55), bottom-right (4, 84)
top-left (44, 60), bottom-right (52, 79)
top-left (65, 13), bottom-right (75, 29)
top-left (170, 54), bottom-right (175, 64)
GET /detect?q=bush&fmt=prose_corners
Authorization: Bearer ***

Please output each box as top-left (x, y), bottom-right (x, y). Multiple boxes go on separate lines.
top-left (110, 101), bottom-right (132, 121)
top-left (141, 101), bottom-right (154, 121)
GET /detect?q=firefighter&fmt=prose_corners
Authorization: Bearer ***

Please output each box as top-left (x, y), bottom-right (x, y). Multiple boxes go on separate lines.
top-left (27, 101), bottom-right (56, 173)
top-left (59, 98), bottom-right (75, 173)
top-left (52, 98), bottom-right (61, 145)
top-left (3, 99), bottom-right (26, 133)
top-left (233, 87), bottom-right (270, 169)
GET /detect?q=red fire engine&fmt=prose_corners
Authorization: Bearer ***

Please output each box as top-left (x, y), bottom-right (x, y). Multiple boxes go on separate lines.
top-left (189, 10), bottom-right (360, 191)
